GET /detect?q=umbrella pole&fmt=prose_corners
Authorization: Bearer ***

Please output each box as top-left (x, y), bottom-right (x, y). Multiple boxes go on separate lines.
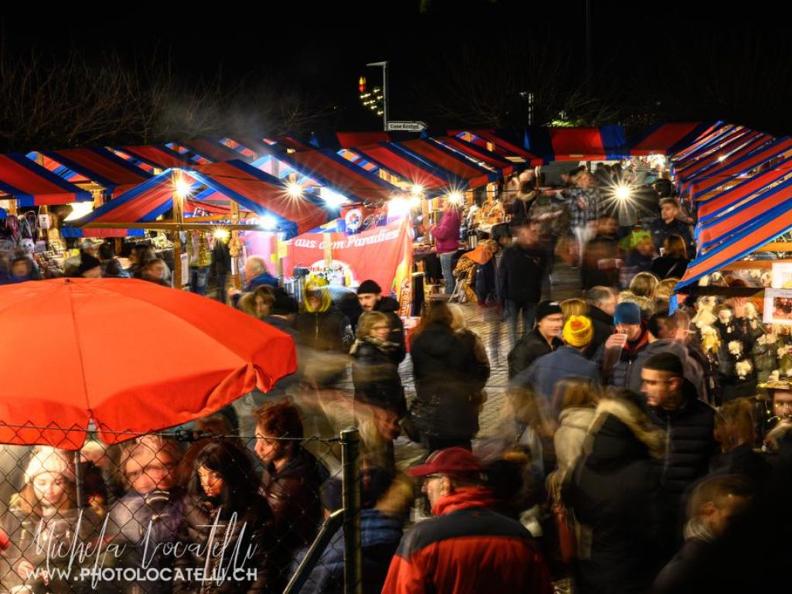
top-left (172, 170), bottom-right (187, 290)
top-left (73, 450), bottom-right (83, 509)
top-left (230, 201), bottom-right (242, 290)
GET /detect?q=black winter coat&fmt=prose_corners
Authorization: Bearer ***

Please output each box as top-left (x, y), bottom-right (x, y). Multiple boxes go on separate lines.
top-left (585, 305), bottom-right (614, 359)
top-left (375, 296), bottom-right (407, 365)
top-left (351, 338), bottom-right (406, 416)
top-left (410, 323), bottom-right (490, 440)
top-left (174, 495), bottom-right (275, 594)
top-left (647, 385), bottom-right (716, 505)
top-left (497, 243), bottom-right (548, 303)
top-left (260, 448), bottom-right (329, 553)
top-left (564, 412), bottom-right (664, 594)
top-left (294, 306), bottom-right (351, 354)
top-left (508, 328), bottom-right (562, 379)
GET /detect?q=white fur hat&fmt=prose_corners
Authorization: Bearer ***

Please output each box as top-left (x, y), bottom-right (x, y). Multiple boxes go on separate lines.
top-left (24, 447), bottom-right (76, 484)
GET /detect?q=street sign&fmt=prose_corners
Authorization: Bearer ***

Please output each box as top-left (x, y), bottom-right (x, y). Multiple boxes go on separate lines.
top-left (386, 121), bottom-right (427, 132)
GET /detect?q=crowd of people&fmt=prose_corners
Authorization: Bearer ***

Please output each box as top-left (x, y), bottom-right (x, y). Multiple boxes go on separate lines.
top-left (2, 161), bottom-right (792, 594)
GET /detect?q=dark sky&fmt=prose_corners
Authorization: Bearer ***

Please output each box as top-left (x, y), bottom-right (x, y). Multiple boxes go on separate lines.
top-left (3, 1), bottom-right (792, 134)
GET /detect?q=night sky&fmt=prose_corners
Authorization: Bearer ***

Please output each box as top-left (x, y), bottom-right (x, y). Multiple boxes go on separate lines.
top-left (3, 1), bottom-right (792, 140)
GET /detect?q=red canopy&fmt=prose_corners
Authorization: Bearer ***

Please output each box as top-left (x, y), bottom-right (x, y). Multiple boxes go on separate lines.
top-left (630, 123), bottom-right (704, 156)
top-left (352, 143), bottom-right (452, 190)
top-left (0, 154), bottom-right (91, 206)
top-left (119, 145), bottom-right (190, 169)
top-left (435, 136), bottom-right (516, 176)
top-left (284, 149), bottom-right (398, 201)
top-left (0, 278), bottom-right (297, 447)
top-left (196, 161), bottom-right (330, 234)
top-left (397, 139), bottom-right (494, 188)
top-left (42, 148), bottom-right (151, 197)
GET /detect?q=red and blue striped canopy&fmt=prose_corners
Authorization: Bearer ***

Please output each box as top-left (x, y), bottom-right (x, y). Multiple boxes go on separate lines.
top-left (0, 154), bottom-right (92, 206)
top-left (394, 139), bottom-right (497, 188)
top-left (115, 145), bottom-right (190, 170)
top-left (449, 129), bottom-right (540, 164)
top-left (276, 149), bottom-right (400, 202)
top-left (35, 148), bottom-right (151, 197)
top-left (344, 142), bottom-right (462, 192)
top-left (685, 137), bottom-right (792, 201)
top-left (64, 162), bottom-right (330, 239)
top-left (524, 126), bottom-right (628, 162)
top-left (434, 136), bottom-right (517, 177)
top-left (629, 122), bottom-right (709, 156)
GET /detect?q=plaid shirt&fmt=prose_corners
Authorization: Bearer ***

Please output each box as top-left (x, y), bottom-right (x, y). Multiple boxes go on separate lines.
top-left (563, 187), bottom-right (602, 227)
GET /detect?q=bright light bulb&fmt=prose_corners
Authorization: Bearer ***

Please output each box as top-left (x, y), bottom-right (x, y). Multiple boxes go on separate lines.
top-left (64, 202), bottom-right (94, 222)
top-left (614, 184), bottom-right (632, 202)
top-left (213, 228), bottom-right (230, 241)
top-left (447, 191), bottom-right (464, 205)
top-left (319, 187), bottom-right (349, 208)
top-left (718, 155), bottom-right (727, 162)
top-left (286, 182), bottom-right (304, 199)
top-left (411, 184), bottom-right (424, 196)
top-left (173, 177), bottom-right (193, 198)
top-left (257, 216), bottom-right (279, 231)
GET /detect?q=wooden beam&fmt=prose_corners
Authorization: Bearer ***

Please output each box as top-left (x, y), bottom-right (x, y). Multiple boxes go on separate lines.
top-left (758, 242), bottom-right (792, 252)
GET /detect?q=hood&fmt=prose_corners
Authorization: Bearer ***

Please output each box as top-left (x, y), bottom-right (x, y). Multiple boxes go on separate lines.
top-left (586, 398), bottom-right (665, 467)
top-left (376, 296), bottom-right (400, 314)
top-left (433, 486), bottom-right (496, 516)
top-left (559, 407), bottom-right (596, 432)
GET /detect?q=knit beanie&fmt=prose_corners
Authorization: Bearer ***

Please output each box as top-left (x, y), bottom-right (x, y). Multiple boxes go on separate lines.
top-left (357, 280), bottom-right (382, 295)
top-left (563, 315), bottom-right (594, 348)
top-left (535, 300), bottom-right (563, 324)
top-left (24, 446), bottom-right (75, 484)
top-left (614, 301), bottom-right (642, 326)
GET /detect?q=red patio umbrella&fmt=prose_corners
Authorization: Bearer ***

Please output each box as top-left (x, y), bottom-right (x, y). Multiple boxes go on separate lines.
top-left (0, 278), bottom-right (297, 449)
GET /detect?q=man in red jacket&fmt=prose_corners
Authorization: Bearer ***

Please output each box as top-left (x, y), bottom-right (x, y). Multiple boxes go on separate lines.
top-left (382, 448), bottom-right (553, 594)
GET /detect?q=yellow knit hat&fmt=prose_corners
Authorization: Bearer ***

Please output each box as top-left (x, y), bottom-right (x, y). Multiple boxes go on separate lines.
top-left (563, 315), bottom-right (593, 348)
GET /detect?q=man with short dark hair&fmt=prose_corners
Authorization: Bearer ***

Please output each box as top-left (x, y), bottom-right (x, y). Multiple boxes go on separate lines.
top-left (356, 279), bottom-right (406, 364)
top-left (507, 300), bottom-right (564, 378)
top-left (382, 448), bottom-right (553, 594)
top-left (642, 353), bottom-right (716, 520)
top-left (651, 198), bottom-right (693, 255)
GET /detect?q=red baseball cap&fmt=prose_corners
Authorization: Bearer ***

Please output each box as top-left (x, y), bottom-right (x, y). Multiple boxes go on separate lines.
top-left (407, 447), bottom-right (483, 477)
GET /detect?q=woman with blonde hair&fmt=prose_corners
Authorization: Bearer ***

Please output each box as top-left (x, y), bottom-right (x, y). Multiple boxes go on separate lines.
top-left (629, 271), bottom-right (660, 299)
top-left (561, 298), bottom-right (588, 319)
top-left (350, 311), bottom-right (406, 418)
top-left (654, 278), bottom-right (680, 302)
top-left (294, 275), bottom-right (353, 386)
top-left (3, 447), bottom-right (103, 593)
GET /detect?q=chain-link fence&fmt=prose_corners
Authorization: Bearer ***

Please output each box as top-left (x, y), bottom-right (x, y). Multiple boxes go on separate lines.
top-left (0, 411), bottom-right (363, 594)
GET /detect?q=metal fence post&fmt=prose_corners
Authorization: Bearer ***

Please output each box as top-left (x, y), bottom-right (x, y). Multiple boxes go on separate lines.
top-left (340, 427), bottom-right (362, 594)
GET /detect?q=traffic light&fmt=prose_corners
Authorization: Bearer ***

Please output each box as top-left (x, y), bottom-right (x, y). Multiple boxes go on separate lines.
top-left (358, 74), bottom-right (384, 117)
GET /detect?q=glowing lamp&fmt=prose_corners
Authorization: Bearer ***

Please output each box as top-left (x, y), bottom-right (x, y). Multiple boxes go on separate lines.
top-left (286, 182), bottom-right (304, 199)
